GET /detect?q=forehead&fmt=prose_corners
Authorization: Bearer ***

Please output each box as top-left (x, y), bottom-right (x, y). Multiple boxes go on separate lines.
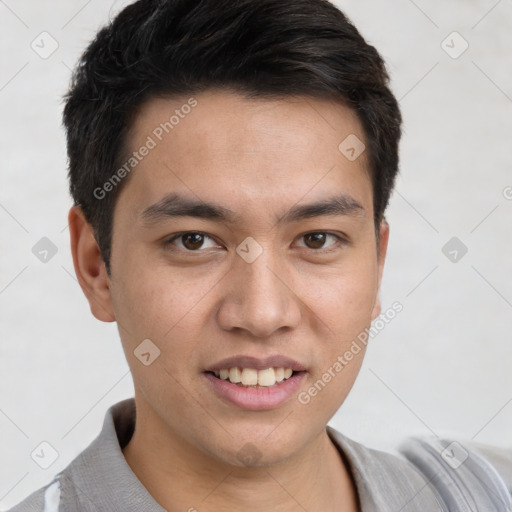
top-left (115, 90), bottom-right (373, 223)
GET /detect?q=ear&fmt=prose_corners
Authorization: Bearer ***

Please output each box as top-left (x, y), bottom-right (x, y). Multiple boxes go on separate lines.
top-left (370, 220), bottom-right (390, 321)
top-left (68, 205), bottom-right (115, 322)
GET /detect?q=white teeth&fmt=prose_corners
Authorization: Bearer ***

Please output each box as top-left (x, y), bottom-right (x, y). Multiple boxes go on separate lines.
top-left (258, 368), bottom-right (275, 386)
top-left (213, 367), bottom-right (296, 387)
top-left (241, 368), bottom-right (258, 386)
top-left (229, 367), bottom-right (242, 383)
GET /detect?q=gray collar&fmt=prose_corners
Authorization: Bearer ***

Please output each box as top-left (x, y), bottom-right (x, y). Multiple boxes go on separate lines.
top-left (61, 398), bottom-right (444, 511)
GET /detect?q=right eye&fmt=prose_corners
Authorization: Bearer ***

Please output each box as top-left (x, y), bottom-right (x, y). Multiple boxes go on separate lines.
top-left (164, 231), bottom-right (222, 251)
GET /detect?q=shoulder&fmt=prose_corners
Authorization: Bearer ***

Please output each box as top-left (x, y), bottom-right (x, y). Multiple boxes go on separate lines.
top-left (466, 439), bottom-right (512, 491)
top-left (5, 399), bottom-right (127, 512)
top-left (6, 478), bottom-right (60, 512)
top-left (327, 426), bottom-right (512, 511)
top-left (5, 398), bottom-right (161, 512)
top-left (400, 436), bottom-right (512, 510)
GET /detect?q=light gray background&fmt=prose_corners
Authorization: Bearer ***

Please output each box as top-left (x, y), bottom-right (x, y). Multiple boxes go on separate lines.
top-left (1, 0), bottom-right (511, 509)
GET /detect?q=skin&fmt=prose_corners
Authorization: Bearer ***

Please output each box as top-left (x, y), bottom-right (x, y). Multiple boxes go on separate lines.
top-left (69, 90), bottom-right (389, 512)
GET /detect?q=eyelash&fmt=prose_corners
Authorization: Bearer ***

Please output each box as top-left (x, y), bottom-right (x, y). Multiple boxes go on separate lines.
top-left (164, 231), bottom-right (347, 253)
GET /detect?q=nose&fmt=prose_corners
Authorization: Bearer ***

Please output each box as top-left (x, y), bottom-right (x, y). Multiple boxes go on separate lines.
top-left (216, 250), bottom-right (302, 338)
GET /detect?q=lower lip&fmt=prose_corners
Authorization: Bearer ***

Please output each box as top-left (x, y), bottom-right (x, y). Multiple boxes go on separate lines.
top-left (203, 372), bottom-right (306, 411)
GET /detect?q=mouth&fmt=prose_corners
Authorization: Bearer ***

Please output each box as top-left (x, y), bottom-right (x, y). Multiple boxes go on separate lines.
top-left (203, 355), bottom-right (307, 411)
top-left (205, 367), bottom-right (304, 388)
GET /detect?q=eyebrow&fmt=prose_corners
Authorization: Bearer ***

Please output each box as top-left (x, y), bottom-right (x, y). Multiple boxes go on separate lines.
top-left (140, 192), bottom-right (365, 226)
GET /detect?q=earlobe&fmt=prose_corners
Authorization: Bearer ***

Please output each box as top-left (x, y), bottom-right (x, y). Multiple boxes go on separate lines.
top-left (68, 206), bottom-right (115, 322)
top-left (370, 220), bottom-right (390, 321)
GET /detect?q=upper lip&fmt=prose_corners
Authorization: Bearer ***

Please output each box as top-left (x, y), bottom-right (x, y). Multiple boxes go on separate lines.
top-left (205, 355), bottom-right (307, 372)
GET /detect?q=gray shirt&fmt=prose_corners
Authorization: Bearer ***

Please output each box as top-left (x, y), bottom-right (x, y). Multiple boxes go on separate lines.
top-left (8, 398), bottom-right (512, 511)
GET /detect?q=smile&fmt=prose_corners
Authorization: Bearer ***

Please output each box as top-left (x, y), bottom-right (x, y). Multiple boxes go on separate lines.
top-left (210, 367), bottom-right (295, 387)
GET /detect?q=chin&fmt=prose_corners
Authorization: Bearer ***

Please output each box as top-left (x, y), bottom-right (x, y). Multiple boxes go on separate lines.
top-left (204, 430), bottom-right (304, 470)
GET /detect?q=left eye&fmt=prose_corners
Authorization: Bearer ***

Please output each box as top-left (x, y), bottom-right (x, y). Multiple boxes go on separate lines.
top-left (296, 232), bottom-right (340, 250)
top-left (167, 232), bottom-right (220, 251)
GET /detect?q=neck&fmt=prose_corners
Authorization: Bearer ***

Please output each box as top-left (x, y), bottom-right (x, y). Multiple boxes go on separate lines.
top-left (122, 400), bottom-right (359, 512)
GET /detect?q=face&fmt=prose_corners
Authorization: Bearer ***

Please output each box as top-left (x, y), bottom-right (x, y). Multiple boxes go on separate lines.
top-left (73, 90), bottom-right (388, 467)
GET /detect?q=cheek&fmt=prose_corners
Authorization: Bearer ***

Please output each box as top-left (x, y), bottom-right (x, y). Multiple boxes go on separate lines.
top-left (298, 256), bottom-right (378, 412)
top-left (301, 260), bottom-right (379, 342)
top-left (111, 269), bottom-right (208, 401)
top-left (111, 277), bottom-right (174, 342)
top-left (110, 262), bottom-right (223, 349)
top-left (109, 240), bottom-right (234, 385)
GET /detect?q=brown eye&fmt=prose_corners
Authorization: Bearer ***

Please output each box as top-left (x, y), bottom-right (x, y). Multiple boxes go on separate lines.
top-left (296, 232), bottom-right (343, 251)
top-left (303, 232), bottom-right (327, 249)
top-left (181, 233), bottom-right (205, 250)
top-left (166, 232), bottom-right (219, 251)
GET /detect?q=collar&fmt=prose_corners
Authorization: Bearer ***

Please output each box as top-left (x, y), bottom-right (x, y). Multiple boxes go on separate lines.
top-left (61, 398), bottom-right (443, 511)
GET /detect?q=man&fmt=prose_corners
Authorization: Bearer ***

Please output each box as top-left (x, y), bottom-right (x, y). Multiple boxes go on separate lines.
top-left (9, 0), bottom-right (512, 511)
